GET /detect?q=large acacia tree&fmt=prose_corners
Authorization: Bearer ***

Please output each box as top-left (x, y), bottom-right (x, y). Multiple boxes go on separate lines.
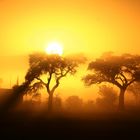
top-left (25, 52), bottom-right (85, 112)
top-left (83, 53), bottom-right (140, 110)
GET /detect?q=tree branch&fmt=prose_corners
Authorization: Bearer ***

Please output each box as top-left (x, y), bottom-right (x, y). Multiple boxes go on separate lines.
top-left (120, 72), bottom-right (127, 84)
top-left (115, 75), bottom-right (124, 86)
top-left (127, 78), bottom-right (136, 86)
top-left (51, 69), bottom-right (70, 94)
top-left (35, 77), bottom-right (47, 86)
top-left (46, 72), bottom-right (52, 94)
top-left (112, 79), bottom-right (122, 89)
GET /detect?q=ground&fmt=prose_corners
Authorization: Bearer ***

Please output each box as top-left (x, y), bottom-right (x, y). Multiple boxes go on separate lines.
top-left (0, 110), bottom-right (140, 140)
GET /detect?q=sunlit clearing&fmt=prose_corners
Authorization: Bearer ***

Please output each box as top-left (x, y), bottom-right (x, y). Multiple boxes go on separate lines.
top-left (45, 42), bottom-right (63, 56)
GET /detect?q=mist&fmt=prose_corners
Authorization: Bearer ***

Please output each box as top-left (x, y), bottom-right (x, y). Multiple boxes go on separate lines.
top-left (1, 0), bottom-right (140, 139)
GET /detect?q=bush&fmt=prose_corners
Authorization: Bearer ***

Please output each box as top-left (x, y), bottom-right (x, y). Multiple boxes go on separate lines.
top-left (96, 85), bottom-right (118, 110)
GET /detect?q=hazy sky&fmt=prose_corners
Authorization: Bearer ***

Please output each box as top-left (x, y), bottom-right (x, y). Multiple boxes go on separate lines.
top-left (0, 0), bottom-right (140, 100)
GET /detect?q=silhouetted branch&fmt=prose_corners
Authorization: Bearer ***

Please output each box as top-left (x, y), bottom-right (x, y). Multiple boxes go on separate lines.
top-left (36, 77), bottom-right (47, 86)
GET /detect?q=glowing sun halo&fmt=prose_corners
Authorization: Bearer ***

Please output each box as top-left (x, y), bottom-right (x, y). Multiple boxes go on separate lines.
top-left (45, 42), bottom-right (63, 56)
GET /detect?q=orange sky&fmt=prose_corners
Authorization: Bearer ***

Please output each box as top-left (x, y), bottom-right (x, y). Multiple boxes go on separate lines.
top-left (0, 0), bottom-right (140, 100)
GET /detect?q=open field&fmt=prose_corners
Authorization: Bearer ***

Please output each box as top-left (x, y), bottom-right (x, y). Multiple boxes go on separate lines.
top-left (0, 110), bottom-right (140, 139)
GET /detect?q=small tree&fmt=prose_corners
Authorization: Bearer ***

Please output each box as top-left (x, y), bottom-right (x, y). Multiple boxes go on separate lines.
top-left (96, 85), bottom-right (118, 109)
top-left (83, 53), bottom-right (140, 110)
top-left (84, 100), bottom-right (95, 112)
top-left (65, 95), bottom-right (83, 111)
top-left (25, 53), bottom-right (85, 112)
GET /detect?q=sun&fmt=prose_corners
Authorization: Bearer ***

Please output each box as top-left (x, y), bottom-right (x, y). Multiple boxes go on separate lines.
top-left (45, 42), bottom-right (63, 56)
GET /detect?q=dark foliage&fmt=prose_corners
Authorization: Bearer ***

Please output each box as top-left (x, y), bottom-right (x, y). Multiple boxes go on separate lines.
top-left (83, 53), bottom-right (140, 110)
top-left (25, 53), bottom-right (86, 112)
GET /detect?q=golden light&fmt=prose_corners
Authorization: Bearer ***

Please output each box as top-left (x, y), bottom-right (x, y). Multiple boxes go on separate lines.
top-left (45, 42), bottom-right (63, 56)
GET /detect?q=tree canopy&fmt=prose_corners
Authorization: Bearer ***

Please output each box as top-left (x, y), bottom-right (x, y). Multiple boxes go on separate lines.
top-left (83, 53), bottom-right (140, 110)
top-left (25, 52), bottom-right (86, 112)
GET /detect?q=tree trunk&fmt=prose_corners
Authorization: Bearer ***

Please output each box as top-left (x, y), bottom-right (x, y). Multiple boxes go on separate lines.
top-left (119, 88), bottom-right (125, 111)
top-left (48, 92), bottom-right (53, 113)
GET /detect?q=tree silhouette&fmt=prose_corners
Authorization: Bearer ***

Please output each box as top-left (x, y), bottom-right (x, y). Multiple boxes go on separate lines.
top-left (65, 95), bottom-right (83, 111)
top-left (84, 100), bottom-right (95, 112)
top-left (83, 53), bottom-right (140, 110)
top-left (96, 85), bottom-right (117, 109)
top-left (25, 52), bottom-right (86, 112)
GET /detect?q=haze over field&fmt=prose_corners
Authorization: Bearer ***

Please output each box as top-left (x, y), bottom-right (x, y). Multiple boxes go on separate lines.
top-left (1, 1), bottom-right (140, 139)
top-left (0, 0), bottom-right (140, 100)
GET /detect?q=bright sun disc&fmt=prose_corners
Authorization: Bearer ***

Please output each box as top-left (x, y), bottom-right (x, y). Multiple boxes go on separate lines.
top-left (45, 42), bottom-right (63, 56)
